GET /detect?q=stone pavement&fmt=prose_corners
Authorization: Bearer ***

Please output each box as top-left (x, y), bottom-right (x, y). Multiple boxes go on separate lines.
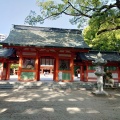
top-left (0, 87), bottom-right (120, 120)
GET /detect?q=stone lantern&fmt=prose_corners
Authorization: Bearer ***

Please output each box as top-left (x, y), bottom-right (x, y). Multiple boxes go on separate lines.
top-left (92, 52), bottom-right (108, 95)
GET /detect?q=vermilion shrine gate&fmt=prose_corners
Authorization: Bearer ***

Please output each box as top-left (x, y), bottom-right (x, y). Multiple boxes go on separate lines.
top-left (0, 25), bottom-right (120, 83)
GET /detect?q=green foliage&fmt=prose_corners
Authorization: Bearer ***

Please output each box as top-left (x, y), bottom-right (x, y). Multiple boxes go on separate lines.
top-left (83, 8), bottom-right (120, 51)
top-left (25, 0), bottom-right (120, 28)
top-left (83, 26), bottom-right (120, 51)
top-left (11, 64), bottom-right (19, 69)
top-left (25, 0), bottom-right (104, 26)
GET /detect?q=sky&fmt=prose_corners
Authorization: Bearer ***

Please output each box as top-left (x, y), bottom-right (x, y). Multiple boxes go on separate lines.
top-left (0, 0), bottom-right (78, 35)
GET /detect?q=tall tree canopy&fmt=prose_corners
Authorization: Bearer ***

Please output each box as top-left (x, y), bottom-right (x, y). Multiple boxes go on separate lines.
top-left (83, 25), bottom-right (120, 51)
top-left (25, 0), bottom-right (120, 32)
top-left (25, 0), bottom-right (120, 51)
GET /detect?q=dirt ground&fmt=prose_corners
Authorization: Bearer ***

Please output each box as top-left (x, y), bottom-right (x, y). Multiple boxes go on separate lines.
top-left (0, 88), bottom-right (120, 120)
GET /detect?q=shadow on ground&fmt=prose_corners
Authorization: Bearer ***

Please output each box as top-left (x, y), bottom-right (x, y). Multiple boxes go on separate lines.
top-left (0, 88), bottom-right (120, 120)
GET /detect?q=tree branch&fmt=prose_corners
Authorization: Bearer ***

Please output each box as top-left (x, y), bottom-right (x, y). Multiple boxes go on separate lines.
top-left (40, 4), bottom-right (71, 21)
top-left (68, 1), bottom-right (92, 18)
top-left (97, 26), bottom-right (120, 35)
top-left (96, 0), bottom-right (120, 13)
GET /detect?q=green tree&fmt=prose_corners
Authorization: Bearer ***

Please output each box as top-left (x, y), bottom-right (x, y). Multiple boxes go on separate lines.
top-left (83, 17), bottom-right (120, 51)
top-left (25, 0), bottom-right (120, 33)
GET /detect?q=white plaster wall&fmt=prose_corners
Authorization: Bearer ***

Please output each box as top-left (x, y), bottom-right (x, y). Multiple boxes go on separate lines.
top-left (112, 73), bottom-right (118, 78)
top-left (88, 73), bottom-right (97, 78)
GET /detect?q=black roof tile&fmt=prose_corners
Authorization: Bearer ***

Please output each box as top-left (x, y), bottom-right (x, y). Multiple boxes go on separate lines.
top-left (1, 25), bottom-right (90, 49)
top-left (79, 51), bottom-right (120, 62)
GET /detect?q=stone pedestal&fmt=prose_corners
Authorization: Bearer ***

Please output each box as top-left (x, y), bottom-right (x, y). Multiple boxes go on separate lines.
top-left (93, 76), bottom-right (108, 96)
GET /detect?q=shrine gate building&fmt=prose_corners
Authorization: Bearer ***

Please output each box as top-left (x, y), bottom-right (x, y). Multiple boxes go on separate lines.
top-left (0, 25), bottom-right (120, 83)
top-left (0, 25), bottom-right (89, 82)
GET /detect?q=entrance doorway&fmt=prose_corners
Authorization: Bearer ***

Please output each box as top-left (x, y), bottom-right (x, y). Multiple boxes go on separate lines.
top-left (40, 57), bottom-right (54, 81)
top-left (10, 63), bottom-right (18, 81)
top-left (74, 65), bottom-right (80, 81)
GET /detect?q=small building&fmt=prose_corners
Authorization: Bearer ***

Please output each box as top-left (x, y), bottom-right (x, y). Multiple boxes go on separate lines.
top-left (78, 51), bottom-right (120, 82)
top-left (0, 48), bottom-right (17, 80)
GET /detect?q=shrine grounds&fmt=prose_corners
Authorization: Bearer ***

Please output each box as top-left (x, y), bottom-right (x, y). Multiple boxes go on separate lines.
top-left (0, 87), bottom-right (120, 120)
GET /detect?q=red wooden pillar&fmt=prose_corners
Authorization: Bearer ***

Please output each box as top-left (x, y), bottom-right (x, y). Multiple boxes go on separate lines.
top-left (70, 56), bottom-right (74, 82)
top-left (1, 62), bottom-right (6, 80)
top-left (35, 52), bottom-right (40, 81)
top-left (54, 56), bottom-right (59, 82)
top-left (85, 65), bottom-right (88, 82)
top-left (118, 66), bottom-right (120, 82)
top-left (2, 62), bottom-right (10, 80)
top-left (6, 62), bottom-right (10, 80)
top-left (18, 51), bottom-right (22, 81)
top-left (0, 62), bottom-right (3, 80)
top-left (80, 65), bottom-right (84, 81)
top-left (3, 63), bottom-right (7, 80)
top-left (53, 59), bottom-right (56, 81)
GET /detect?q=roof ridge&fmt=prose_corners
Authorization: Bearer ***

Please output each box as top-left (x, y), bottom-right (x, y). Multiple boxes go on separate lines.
top-left (13, 25), bottom-right (82, 34)
top-left (89, 50), bottom-right (118, 54)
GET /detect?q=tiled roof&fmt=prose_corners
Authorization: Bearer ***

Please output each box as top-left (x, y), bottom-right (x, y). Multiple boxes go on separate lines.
top-left (0, 48), bottom-right (15, 58)
top-left (79, 51), bottom-right (120, 62)
top-left (1, 25), bottom-right (89, 49)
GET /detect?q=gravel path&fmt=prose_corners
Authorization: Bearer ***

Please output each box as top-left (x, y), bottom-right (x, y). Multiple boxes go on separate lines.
top-left (0, 88), bottom-right (120, 120)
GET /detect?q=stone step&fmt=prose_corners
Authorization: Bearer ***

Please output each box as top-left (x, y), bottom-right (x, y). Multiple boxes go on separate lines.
top-left (0, 81), bottom-right (95, 90)
top-left (0, 81), bottom-right (119, 90)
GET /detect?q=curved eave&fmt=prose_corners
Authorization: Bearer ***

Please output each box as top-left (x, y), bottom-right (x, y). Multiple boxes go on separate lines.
top-left (1, 42), bottom-right (90, 50)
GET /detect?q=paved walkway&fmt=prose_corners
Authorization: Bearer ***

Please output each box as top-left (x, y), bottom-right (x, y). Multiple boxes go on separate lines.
top-left (0, 87), bottom-right (120, 120)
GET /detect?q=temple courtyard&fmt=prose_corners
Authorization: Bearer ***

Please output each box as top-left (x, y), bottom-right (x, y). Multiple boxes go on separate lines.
top-left (0, 84), bottom-right (120, 120)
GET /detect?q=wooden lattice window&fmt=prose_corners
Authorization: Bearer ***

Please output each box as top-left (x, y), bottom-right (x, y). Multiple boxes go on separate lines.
top-left (40, 58), bottom-right (54, 65)
top-left (22, 58), bottom-right (35, 69)
top-left (59, 59), bottom-right (70, 70)
top-left (104, 66), bottom-right (117, 71)
top-left (88, 66), bottom-right (96, 70)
